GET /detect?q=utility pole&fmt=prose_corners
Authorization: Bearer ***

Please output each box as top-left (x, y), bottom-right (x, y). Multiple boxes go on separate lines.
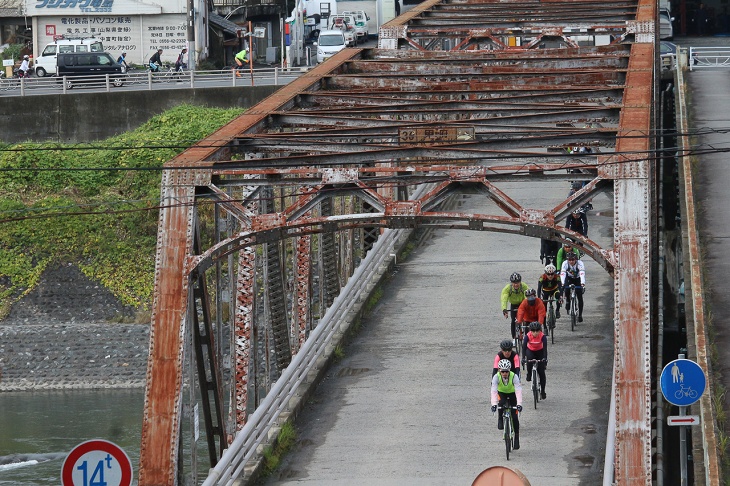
top-left (187, 0), bottom-right (196, 70)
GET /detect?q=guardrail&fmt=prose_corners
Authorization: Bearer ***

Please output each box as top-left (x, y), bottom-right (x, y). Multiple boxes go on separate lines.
top-left (202, 224), bottom-right (411, 485)
top-left (689, 46), bottom-right (730, 71)
top-left (0, 67), bottom-right (310, 97)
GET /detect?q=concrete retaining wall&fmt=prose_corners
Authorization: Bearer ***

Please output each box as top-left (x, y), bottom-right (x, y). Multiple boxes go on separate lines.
top-left (0, 86), bottom-right (280, 144)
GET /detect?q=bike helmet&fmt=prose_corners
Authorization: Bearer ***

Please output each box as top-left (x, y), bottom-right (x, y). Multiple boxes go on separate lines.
top-left (23, 55), bottom-right (29, 60)
top-left (525, 288), bottom-right (536, 298)
top-left (497, 359), bottom-right (512, 371)
top-left (500, 339), bottom-right (513, 351)
top-left (567, 252), bottom-right (578, 260)
top-left (545, 264), bottom-right (556, 274)
top-left (529, 321), bottom-right (542, 332)
top-left (509, 272), bottom-right (522, 283)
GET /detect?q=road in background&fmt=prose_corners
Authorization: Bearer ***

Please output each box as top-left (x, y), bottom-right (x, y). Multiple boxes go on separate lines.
top-left (265, 177), bottom-right (615, 485)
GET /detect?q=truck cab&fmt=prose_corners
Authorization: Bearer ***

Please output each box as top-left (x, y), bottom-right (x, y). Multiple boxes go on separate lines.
top-left (342, 10), bottom-right (370, 42)
top-left (329, 15), bottom-right (358, 46)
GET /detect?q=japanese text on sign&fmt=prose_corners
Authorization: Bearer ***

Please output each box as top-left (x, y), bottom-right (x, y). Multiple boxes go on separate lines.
top-left (399, 127), bottom-right (475, 145)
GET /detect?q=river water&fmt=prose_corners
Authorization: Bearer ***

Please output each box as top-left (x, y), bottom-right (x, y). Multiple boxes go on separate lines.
top-left (0, 389), bottom-right (144, 485)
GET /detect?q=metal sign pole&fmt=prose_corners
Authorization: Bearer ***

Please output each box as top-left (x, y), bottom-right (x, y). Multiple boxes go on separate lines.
top-left (679, 404), bottom-right (687, 486)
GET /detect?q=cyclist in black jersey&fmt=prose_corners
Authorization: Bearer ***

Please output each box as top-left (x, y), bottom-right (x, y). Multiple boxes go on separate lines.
top-left (537, 264), bottom-right (563, 318)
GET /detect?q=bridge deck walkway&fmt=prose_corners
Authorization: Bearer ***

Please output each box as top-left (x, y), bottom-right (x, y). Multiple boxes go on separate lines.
top-left (263, 179), bottom-right (616, 485)
top-left (686, 35), bottom-right (730, 482)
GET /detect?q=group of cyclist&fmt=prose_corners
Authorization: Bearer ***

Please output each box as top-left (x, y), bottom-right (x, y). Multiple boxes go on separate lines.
top-left (491, 240), bottom-right (588, 449)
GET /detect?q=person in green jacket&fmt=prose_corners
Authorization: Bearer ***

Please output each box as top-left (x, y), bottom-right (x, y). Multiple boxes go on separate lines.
top-left (555, 241), bottom-right (581, 273)
top-left (501, 273), bottom-right (529, 340)
top-left (233, 48), bottom-right (249, 77)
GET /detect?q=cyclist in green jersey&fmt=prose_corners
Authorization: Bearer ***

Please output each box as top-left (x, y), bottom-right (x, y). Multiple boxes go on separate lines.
top-left (491, 359), bottom-right (524, 449)
top-left (501, 272), bottom-right (529, 339)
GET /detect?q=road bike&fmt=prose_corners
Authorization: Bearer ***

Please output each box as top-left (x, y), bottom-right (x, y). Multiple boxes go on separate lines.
top-left (566, 284), bottom-right (583, 332)
top-left (513, 322), bottom-right (529, 364)
top-left (0, 68), bottom-right (32, 91)
top-left (494, 404), bottom-right (520, 460)
top-left (544, 294), bottom-right (559, 344)
top-left (525, 358), bottom-right (547, 409)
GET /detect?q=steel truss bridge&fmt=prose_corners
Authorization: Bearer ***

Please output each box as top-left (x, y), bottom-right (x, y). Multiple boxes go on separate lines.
top-left (139, 0), bottom-right (667, 483)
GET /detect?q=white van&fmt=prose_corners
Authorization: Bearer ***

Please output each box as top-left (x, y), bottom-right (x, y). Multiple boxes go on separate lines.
top-left (315, 29), bottom-right (347, 63)
top-left (35, 34), bottom-right (104, 77)
top-left (342, 10), bottom-right (370, 42)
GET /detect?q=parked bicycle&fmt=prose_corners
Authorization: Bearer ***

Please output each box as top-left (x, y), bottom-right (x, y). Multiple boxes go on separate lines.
top-left (0, 67), bottom-right (32, 91)
top-left (526, 358), bottom-right (547, 409)
top-left (494, 405), bottom-right (520, 460)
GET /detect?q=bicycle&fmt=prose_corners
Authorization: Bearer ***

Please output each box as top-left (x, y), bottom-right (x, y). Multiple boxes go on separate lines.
top-left (0, 68), bottom-right (32, 91)
top-left (544, 294), bottom-right (559, 344)
top-left (566, 284), bottom-right (583, 332)
top-left (674, 384), bottom-right (699, 400)
top-left (494, 404), bottom-right (520, 460)
top-left (513, 322), bottom-right (529, 362)
top-left (525, 358), bottom-right (547, 409)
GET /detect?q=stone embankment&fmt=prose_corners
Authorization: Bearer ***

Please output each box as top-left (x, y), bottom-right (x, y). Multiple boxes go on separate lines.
top-left (0, 264), bottom-right (150, 391)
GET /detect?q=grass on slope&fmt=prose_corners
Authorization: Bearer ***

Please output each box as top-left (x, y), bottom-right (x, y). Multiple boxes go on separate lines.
top-left (0, 104), bottom-right (243, 319)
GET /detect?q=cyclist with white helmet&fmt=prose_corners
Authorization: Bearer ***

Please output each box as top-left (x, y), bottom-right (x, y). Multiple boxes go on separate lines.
top-left (522, 321), bottom-right (548, 399)
top-left (560, 251), bottom-right (586, 322)
top-left (492, 339), bottom-right (521, 377)
top-left (537, 264), bottom-right (563, 318)
top-left (566, 208), bottom-right (588, 238)
top-left (501, 273), bottom-right (529, 340)
top-left (491, 358), bottom-right (523, 449)
top-left (19, 55), bottom-right (30, 77)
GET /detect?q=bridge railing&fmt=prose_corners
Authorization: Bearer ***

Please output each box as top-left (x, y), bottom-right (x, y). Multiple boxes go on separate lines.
top-left (0, 67), bottom-right (310, 97)
top-left (202, 224), bottom-right (411, 485)
top-left (689, 46), bottom-right (730, 71)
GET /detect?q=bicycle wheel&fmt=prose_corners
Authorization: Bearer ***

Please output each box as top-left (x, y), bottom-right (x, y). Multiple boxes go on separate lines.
top-left (547, 306), bottom-right (556, 344)
top-left (570, 295), bottom-right (577, 331)
top-left (532, 368), bottom-right (539, 409)
top-left (504, 412), bottom-right (512, 460)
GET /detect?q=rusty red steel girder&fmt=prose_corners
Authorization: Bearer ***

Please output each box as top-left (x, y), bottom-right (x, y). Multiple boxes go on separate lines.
top-left (139, 0), bottom-right (657, 483)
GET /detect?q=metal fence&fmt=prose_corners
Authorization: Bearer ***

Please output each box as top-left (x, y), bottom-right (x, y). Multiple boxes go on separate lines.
top-left (689, 46), bottom-right (730, 71)
top-left (0, 67), bottom-right (309, 96)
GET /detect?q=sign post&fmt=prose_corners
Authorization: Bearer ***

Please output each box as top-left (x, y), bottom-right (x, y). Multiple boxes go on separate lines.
top-left (660, 355), bottom-right (706, 486)
top-left (61, 439), bottom-right (133, 486)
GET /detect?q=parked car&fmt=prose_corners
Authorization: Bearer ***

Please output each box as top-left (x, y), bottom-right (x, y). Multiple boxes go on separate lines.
top-left (35, 34), bottom-right (104, 77)
top-left (315, 30), bottom-right (347, 64)
top-left (57, 52), bottom-right (126, 88)
top-left (660, 8), bottom-right (674, 40)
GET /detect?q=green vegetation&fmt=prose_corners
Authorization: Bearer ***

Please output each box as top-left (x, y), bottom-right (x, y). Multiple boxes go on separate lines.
top-left (0, 44), bottom-right (23, 62)
top-left (258, 421), bottom-right (297, 481)
top-left (0, 105), bottom-right (243, 319)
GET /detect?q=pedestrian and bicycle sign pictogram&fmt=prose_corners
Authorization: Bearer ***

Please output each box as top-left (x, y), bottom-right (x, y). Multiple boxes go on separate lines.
top-left (660, 358), bottom-right (706, 407)
top-left (61, 439), bottom-right (133, 486)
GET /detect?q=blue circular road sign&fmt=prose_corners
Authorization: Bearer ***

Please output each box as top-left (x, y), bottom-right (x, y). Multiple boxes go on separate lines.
top-left (660, 359), bottom-right (706, 407)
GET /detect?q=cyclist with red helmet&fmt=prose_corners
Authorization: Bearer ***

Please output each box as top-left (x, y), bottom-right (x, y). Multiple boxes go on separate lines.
top-left (501, 273), bottom-right (529, 340)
